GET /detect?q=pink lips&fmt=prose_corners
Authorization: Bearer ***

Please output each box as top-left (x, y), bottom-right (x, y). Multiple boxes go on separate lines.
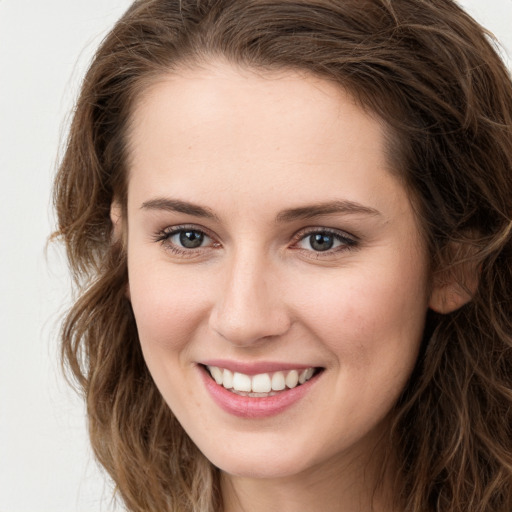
top-left (198, 363), bottom-right (321, 419)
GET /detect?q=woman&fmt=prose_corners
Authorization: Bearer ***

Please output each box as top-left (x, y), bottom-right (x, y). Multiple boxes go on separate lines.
top-left (54, 0), bottom-right (512, 511)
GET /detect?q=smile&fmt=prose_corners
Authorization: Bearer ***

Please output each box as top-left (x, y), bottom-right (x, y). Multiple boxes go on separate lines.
top-left (206, 365), bottom-right (317, 396)
top-left (200, 363), bottom-right (323, 418)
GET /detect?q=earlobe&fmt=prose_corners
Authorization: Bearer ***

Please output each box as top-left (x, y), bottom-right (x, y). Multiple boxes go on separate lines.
top-left (428, 254), bottom-right (480, 314)
top-left (428, 281), bottom-right (474, 314)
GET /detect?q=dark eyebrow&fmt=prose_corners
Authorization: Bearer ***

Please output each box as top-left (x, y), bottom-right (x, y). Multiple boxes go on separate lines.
top-left (140, 198), bottom-right (379, 222)
top-left (140, 198), bottom-right (219, 220)
top-left (276, 200), bottom-right (381, 222)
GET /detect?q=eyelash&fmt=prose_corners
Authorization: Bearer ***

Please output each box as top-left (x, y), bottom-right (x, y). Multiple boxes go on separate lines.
top-left (153, 225), bottom-right (358, 258)
top-left (292, 227), bottom-right (358, 256)
top-left (152, 224), bottom-right (218, 257)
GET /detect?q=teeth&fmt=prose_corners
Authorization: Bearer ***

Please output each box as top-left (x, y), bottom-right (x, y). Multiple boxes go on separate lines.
top-left (271, 371), bottom-right (286, 391)
top-left (252, 373), bottom-right (272, 393)
top-left (285, 369), bottom-right (299, 389)
top-left (210, 366), bottom-right (223, 385)
top-left (233, 372), bottom-right (252, 392)
top-left (207, 365), bottom-right (317, 394)
top-left (222, 369), bottom-right (233, 389)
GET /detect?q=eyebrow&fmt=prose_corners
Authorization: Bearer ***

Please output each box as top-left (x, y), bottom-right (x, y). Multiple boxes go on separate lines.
top-left (275, 200), bottom-right (381, 222)
top-left (140, 197), bottom-right (381, 222)
top-left (141, 198), bottom-right (219, 220)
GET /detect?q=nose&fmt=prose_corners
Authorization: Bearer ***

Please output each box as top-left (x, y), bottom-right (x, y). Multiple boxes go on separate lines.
top-left (208, 250), bottom-right (291, 347)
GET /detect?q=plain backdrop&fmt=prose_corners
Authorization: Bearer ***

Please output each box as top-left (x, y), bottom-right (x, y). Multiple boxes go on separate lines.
top-left (0, 1), bottom-right (511, 511)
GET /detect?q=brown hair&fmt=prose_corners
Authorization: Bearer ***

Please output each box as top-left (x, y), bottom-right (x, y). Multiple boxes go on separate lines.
top-left (54, 1), bottom-right (512, 510)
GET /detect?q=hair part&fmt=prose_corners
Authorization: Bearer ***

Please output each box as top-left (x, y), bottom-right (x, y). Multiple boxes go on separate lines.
top-left (54, 1), bottom-right (512, 510)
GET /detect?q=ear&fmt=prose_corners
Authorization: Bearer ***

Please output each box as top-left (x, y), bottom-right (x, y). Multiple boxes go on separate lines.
top-left (429, 282), bottom-right (473, 314)
top-left (110, 200), bottom-right (124, 243)
top-left (428, 245), bottom-right (480, 314)
top-left (110, 200), bottom-right (131, 300)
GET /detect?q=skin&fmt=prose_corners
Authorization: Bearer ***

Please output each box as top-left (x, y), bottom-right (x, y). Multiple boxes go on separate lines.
top-left (121, 61), bottom-right (438, 511)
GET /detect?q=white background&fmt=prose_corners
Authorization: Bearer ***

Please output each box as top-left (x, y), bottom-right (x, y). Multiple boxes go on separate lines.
top-left (0, 1), bottom-right (511, 511)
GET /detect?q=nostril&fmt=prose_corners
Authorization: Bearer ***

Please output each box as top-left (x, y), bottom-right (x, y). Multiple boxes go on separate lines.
top-left (209, 315), bottom-right (292, 347)
top-left (208, 273), bottom-right (291, 346)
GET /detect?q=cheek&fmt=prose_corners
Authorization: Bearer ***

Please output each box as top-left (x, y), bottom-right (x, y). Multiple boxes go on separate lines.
top-left (296, 263), bottom-right (428, 437)
top-left (127, 255), bottom-right (213, 352)
top-left (289, 255), bottom-right (429, 370)
top-left (126, 257), bottom-right (212, 411)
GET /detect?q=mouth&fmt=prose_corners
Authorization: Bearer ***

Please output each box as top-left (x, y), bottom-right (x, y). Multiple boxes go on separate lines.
top-left (199, 362), bottom-right (324, 418)
top-left (202, 364), bottom-right (323, 398)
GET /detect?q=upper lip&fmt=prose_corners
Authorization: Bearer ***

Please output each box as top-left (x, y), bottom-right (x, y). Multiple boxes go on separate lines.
top-left (199, 359), bottom-right (320, 375)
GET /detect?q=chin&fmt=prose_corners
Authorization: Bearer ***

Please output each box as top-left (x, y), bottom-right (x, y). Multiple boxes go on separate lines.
top-left (217, 459), bottom-right (305, 480)
top-left (200, 440), bottom-right (322, 480)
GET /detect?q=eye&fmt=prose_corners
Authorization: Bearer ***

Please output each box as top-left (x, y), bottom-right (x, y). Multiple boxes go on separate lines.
top-left (171, 229), bottom-right (207, 249)
top-left (153, 225), bottom-right (217, 255)
top-left (296, 229), bottom-right (357, 253)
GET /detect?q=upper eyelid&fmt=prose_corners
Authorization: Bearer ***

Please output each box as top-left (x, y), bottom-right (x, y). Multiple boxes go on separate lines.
top-left (153, 225), bottom-right (217, 248)
top-left (158, 224), bottom-right (356, 236)
top-left (292, 226), bottom-right (358, 242)
top-left (159, 224), bottom-right (215, 238)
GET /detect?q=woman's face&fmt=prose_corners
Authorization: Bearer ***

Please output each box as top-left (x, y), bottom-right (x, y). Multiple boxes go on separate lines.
top-left (124, 62), bottom-right (431, 480)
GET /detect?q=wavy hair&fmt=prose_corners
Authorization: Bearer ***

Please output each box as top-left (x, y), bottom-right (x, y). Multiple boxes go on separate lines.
top-left (54, 1), bottom-right (512, 510)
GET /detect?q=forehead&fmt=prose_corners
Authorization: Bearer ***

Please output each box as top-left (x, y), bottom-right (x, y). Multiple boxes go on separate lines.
top-left (129, 62), bottom-right (387, 149)
top-left (126, 62), bottom-right (394, 198)
top-left (125, 62), bottom-right (414, 222)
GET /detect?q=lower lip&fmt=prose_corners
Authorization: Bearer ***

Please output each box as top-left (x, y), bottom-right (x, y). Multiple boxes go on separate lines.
top-left (199, 366), bottom-right (320, 419)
